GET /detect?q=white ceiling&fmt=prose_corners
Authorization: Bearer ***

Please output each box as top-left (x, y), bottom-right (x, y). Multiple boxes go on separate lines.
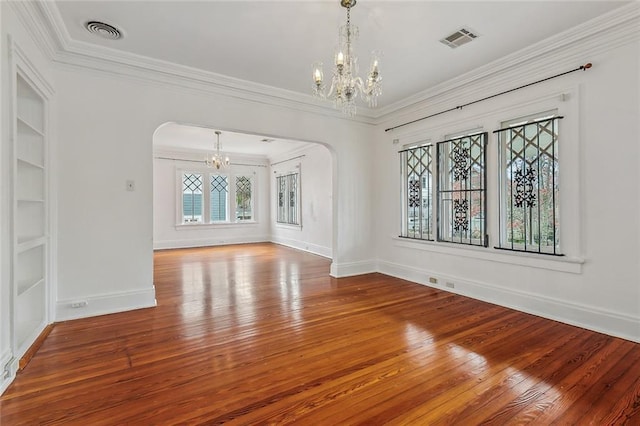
top-left (52, 0), bottom-right (629, 154)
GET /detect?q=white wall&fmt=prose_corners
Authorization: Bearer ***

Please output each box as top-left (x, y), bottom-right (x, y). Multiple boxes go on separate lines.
top-left (270, 144), bottom-right (333, 258)
top-left (54, 63), bottom-right (376, 321)
top-left (373, 39), bottom-right (640, 342)
top-left (153, 149), bottom-right (271, 249)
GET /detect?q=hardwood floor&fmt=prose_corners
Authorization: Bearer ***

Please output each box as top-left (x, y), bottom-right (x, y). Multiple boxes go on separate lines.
top-left (1, 243), bottom-right (639, 424)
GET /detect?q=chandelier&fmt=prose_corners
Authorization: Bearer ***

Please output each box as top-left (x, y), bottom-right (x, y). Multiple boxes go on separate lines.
top-left (312, 0), bottom-right (382, 116)
top-left (205, 131), bottom-right (230, 170)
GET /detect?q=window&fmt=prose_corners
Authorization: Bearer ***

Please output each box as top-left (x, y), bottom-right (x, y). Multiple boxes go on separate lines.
top-left (437, 132), bottom-right (487, 246)
top-left (179, 170), bottom-right (256, 225)
top-left (210, 175), bottom-right (228, 222)
top-left (496, 113), bottom-right (561, 254)
top-left (182, 173), bottom-right (203, 223)
top-left (235, 175), bottom-right (253, 221)
top-left (400, 144), bottom-right (433, 240)
top-left (276, 172), bottom-right (300, 225)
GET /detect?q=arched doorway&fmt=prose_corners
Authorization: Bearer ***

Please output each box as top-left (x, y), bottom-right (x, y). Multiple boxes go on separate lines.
top-left (151, 122), bottom-right (335, 259)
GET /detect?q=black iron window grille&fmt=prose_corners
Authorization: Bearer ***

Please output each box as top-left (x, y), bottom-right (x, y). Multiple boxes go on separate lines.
top-left (399, 144), bottom-right (433, 240)
top-left (437, 132), bottom-right (488, 246)
top-left (495, 114), bottom-right (562, 255)
top-left (276, 173), bottom-right (300, 225)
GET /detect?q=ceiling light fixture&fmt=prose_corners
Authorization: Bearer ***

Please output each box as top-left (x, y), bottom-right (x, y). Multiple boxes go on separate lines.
top-left (206, 131), bottom-right (230, 170)
top-left (312, 0), bottom-right (382, 117)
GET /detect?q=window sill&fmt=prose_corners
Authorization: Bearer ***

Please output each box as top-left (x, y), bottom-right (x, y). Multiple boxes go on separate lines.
top-left (275, 223), bottom-right (302, 230)
top-left (392, 236), bottom-right (584, 274)
top-left (176, 221), bottom-right (258, 230)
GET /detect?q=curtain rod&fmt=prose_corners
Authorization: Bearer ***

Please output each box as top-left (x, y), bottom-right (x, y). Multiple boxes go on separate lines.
top-left (384, 63), bottom-right (592, 133)
top-left (270, 154), bottom-right (306, 167)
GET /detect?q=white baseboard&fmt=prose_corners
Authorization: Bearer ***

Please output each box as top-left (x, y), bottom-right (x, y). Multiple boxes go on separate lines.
top-left (153, 235), bottom-right (270, 250)
top-left (270, 236), bottom-right (332, 258)
top-left (56, 287), bottom-right (157, 322)
top-left (330, 260), bottom-right (377, 278)
top-left (377, 260), bottom-right (640, 343)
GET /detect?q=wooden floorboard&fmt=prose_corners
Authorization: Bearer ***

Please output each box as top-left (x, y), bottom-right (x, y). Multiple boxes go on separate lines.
top-left (1, 242), bottom-right (639, 424)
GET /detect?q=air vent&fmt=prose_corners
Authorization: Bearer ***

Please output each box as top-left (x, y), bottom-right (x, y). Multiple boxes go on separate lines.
top-left (85, 21), bottom-right (122, 40)
top-left (440, 28), bottom-right (478, 49)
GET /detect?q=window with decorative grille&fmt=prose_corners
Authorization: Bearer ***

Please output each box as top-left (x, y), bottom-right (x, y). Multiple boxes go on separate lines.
top-left (276, 173), bottom-right (300, 225)
top-left (400, 144), bottom-right (433, 240)
top-left (179, 170), bottom-right (256, 225)
top-left (182, 173), bottom-right (203, 223)
top-left (235, 176), bottom-right (253, 221)
top-left (436, 132), bottom-right (488, 246)
top-left (210, 175), bottom-right (228, 222)
top-left (496, 112), bottom-right (561, 255)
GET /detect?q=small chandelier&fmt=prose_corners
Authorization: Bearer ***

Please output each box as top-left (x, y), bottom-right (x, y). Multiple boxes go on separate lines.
top-left (205, 130), bottom-right (230, 170)
top-left (312, 0), bottom-right (382, 116)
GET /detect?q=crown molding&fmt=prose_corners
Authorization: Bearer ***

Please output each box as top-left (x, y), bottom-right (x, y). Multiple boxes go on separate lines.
top-left (7, 1), bottom-right (59, 60)
top-left (31, 1), bottom-right (378, 125)
top-left (12, 2), bottom-right (640, 128)
top-left (375, 2), bottom-right (640, 122)
top-left (51, 44), bottom-right (379, 125)
top-left (9, 35), bottom-right (55, 97)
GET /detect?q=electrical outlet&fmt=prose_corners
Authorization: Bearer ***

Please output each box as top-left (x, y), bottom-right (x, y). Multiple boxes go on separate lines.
top-left (446, 282), bottom-right (455, 289)
top-left (429, 277), bottom-right (438, 284)
top-left (70, 300), bottom-right (88, 308)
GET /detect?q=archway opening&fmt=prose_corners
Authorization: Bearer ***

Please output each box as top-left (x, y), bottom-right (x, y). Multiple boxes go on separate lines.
top-left (151, 122), bottom-right (335, 260)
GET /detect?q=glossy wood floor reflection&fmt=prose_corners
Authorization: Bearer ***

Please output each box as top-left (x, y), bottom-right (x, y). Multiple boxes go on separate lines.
top-left (2, 243), bottom-right (640, 424)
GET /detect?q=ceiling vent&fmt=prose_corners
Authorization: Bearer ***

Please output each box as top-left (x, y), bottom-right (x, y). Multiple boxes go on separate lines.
top-left (85, 21), bottom-right (122, 40)
top-left (440, 28), bottom-right (478, 49)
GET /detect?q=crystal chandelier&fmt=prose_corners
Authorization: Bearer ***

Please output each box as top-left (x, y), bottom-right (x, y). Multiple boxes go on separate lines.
top-left (205, 131), bottom-right (230, 170)
top-left (312, 0), bottom-right (382, 116)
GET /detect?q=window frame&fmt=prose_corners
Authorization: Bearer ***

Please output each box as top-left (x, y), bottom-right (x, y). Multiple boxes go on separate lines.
top-left (180, 172), bottom-right (205, 224)
top-left (276, 170), bottom-right (301, 226)
top-left (234, 174), bottom-right (255, 222)
top-left (393, 87), bottom-right (582, 270)
top-left (436, 131), bottom-right (488, 247)
top-left (209, 173), bottom-right (230, 223)
top-left (495, 110), bottom-right (562, 255)
top-left (399, 142), bottom-right (434, 241)
top-left (176, 166), bottom-right (258, 227)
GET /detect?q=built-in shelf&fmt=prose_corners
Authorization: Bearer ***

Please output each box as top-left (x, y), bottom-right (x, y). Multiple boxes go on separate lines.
top-left (17, 278), bottom-right (44, 297)
top-left (16, 75), bottom-right (44, 133)
top-left (16, 161), bottom-right (44, 201)
top-left (16, 234), bottom-right (45, 254)
top-left (16, 196), bottom-right (44, 240)
top-left (13, 64), bottom-right (49, 363)
top-left (17, 116), bottom-right (44, 137)
top-left (17, 117), bottom-right (44, 168)
top-left (17, 198), bottom-right (45, 203)
top-left (17, 157), bottom-right (44, 170)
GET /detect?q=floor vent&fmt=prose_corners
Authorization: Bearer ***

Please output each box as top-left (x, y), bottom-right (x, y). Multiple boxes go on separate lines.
top-left (440, 28), bottom-right (478, 49)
